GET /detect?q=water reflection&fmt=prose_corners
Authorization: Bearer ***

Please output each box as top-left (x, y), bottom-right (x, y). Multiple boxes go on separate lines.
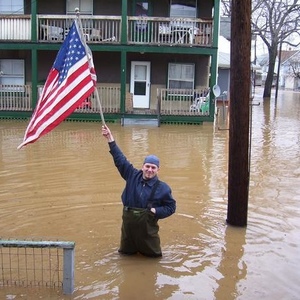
top-left (215, 226), bottom-right (247, 300)
top-left (0, 88), bottom-right (299, 299)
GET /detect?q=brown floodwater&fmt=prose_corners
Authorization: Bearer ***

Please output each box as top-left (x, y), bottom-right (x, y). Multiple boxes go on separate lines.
top-left (0, 87), bottom-right (299, 299)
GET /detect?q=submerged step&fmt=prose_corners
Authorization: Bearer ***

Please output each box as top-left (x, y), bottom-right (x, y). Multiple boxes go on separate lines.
top-left (121, 118), bottom-right (159, 126)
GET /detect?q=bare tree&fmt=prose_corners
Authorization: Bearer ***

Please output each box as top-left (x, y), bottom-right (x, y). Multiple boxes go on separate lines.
top-left (221, 0), bottom-right (231, 16)
top-left (286, 52), bottom-right (300, 82)
top-left (221, 0), bottom-right (300, 98)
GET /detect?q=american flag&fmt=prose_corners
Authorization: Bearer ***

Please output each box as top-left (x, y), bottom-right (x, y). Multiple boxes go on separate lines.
top-left (18, 20), bottom-right (96, 149)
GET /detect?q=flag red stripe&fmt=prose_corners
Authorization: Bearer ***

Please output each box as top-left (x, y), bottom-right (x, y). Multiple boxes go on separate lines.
top-left (22, 62), bottom-right (94, 142)
top-left (18, 20), bottom-right (97, 149)
top-left (22, 79), bottom-right (94, 144)
top-left (32, 59), bottom-right (91, 118)
top-left (23, 70), bottom-right (60, 138)
top-left (31, 63), bottom-right (91, 121)
top-left (27, 80), bottom-right (94, 141)
top-left (21, 87), bottom-right (94, 147)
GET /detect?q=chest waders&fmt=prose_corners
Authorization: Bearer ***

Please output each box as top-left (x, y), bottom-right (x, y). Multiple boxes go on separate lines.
top-left (119, 180), bottom-right (162, 257)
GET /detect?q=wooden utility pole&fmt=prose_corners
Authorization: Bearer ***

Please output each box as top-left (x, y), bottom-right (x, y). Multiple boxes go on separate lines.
top-left (227, 0), bottom-right (251, 226)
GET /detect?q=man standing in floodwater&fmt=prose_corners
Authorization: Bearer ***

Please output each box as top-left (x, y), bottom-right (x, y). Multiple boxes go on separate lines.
top-left (102, 124), bottom-right (176, 257)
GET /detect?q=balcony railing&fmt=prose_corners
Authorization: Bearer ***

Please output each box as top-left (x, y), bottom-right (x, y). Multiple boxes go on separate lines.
top-left (128, 16), bottom-right (213, 47)
top-left (0, 85), bottom-right (32, 111)
top-left (0, 15), bottom-right (212, 47)
top-left (37, 15), bottom-right (121, 43)
top-left (0, 15), bottom-right (31, 40)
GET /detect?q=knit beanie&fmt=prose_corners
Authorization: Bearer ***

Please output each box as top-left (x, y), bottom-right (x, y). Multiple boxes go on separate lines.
top-left (143, 155), bottom-right (160, 167)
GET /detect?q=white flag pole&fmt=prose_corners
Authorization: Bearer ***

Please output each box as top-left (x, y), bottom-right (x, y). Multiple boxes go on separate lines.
top-left (75, 8), bottom-right (106, 125)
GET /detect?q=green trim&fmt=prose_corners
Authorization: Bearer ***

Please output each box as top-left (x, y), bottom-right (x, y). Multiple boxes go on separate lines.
top-left (117, 45), bottom-right (217, 55)
top-left (206, 0), bottom-right (221, 118)
top-left (0, 44), bottom-right (36, 50)
top-left (31, 0), bottom-right (37, 43)
top-left (0, 111), bottom-right (33, 119)
top-left (0, 43), bottom-right (217, 56)
top-left (0, 111), bottom-right (214, 125)
top-left (121, 114), bottom-right (158, 120)
top-left (209, 54), bottom-right (217, 116)
top-left (213, 0), bottom-right (221, 49)
top-left (65, 113), bottom-right (120, 123)
top-left (121, 0), bottom-right (128, 44)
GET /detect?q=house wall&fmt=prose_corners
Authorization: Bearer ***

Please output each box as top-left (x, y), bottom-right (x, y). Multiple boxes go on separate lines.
top-left (35, 0), bottom-right (213, 18)
top-left (37, 1), bottom-right (66, 14)
top-left (39, 51), bottom-right (209, 107)
top-left (217, 68), bottom-right (230, 94)
top-left (94, 0), bottom-right (122, 15)
top-left (198, 0), bottom-right (214, 18)
top-left (34, 50), bottom-right (209, 87)
top-left (284, 76), bottom-right (298, 90)
top-left (24, 0), bottom-right (31, 14)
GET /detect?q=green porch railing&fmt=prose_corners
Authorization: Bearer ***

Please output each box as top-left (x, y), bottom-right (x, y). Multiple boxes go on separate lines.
top-left (0, 85), bottom-right (213, 118)
top-left (158, 88), bottom-right (210, 116)
top-left (0, 85), bottom-right (32, 111)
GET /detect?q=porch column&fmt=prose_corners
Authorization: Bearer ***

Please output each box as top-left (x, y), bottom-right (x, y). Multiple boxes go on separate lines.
top-left (31, 0), bottom-right (37, 43)
top-left (121, 0), bottom-right (128, 44)
top-left (209, 0), bottom-right (221, 117)
top-left (213, 0), bottom-right (221, 49)
top-left (210, 50), bottom-right (218, 117)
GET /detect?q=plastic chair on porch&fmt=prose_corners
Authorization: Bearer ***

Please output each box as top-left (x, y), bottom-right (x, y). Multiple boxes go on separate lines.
top-left (189, 91), bottom-right (210, 113)
top-left (189, 96), bottom-right (204, 112)
top-left (200, 96), bottom-right (210, 114)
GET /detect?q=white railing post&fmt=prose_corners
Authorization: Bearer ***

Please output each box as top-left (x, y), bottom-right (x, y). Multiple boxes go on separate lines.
top-left (63, 247), bottom-right (75, 294)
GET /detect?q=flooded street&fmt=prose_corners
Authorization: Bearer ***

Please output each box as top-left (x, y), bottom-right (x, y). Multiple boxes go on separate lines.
top-left (0, 88), bottom-right (299, 299)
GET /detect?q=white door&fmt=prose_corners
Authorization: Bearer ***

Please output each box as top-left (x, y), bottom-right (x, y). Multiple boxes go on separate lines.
top-left (130, 61), bottom-right (151, 108)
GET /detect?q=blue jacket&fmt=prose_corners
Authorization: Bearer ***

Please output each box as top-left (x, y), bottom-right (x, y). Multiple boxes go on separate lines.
top-left (109, 141), bottom-right (176, 219)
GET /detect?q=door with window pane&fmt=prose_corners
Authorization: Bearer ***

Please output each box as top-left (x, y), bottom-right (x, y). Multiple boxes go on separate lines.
top-left (130, 61), bottom-right (151, 108)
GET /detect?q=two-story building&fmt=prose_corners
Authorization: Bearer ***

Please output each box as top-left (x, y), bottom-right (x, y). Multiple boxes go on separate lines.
top-left (0, 0), bottom-right (220, 125)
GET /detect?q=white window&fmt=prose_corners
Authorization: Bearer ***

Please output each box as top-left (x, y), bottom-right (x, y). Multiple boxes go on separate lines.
top-left (170, 0), bottom-right (197, 18)
top-left (0, 59), bottom-right (25, 91)
top-left (168, 63), bottom-right (195, 90)
top-left (0, 0), bottom-right (23, 14)
top-left (66, 0), bottom-right (93, 15)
